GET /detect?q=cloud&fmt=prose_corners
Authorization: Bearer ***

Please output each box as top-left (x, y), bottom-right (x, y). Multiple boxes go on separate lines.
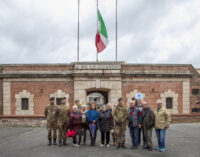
top-left (0, 0), bottom-right (199, 68)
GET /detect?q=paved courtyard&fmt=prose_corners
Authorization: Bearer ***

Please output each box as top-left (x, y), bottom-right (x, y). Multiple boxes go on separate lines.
top-left (0, 123), bottom-right (200, 157)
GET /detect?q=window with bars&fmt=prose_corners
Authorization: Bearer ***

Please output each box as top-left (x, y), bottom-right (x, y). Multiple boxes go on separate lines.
top-left (21, 98), bottom-right (29, 110)
top-left (166, 97), bottom-right (173, 109)
top-left (192, 89), bottom-right (200, 95)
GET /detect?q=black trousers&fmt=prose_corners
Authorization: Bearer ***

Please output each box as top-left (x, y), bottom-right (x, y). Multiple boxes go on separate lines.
top-left (80, 128), bottom-right (87, 144)
top-left (73, 132), bottom-right (81, 144)
top-left (138, 128), bottom-right (145, 145)
top-left (101, 131), bottom-right (110, 145)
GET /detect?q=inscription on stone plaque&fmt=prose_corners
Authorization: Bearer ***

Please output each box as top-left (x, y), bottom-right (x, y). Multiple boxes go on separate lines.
top-left (75, 64), bottom-right (121, 70)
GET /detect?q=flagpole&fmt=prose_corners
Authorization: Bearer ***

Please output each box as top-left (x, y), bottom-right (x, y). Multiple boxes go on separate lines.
top-left (116, 0), bottom-right (118, 62)
top-left (96, 0), bottom-right (98, 62)
top-left (77, 0), bottom-right (80, 62)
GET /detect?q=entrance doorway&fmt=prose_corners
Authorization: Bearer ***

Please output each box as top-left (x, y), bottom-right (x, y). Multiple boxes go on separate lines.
top-left (86, 90), bottom-right (108, 108)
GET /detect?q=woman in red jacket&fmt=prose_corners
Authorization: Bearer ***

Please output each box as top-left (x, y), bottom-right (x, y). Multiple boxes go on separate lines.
top-left (68, 105), bottom-right (82, 147)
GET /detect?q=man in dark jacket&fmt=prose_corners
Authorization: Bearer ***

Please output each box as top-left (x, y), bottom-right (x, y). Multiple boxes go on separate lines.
top-left (141, 102), bottom-right (155, 151)
top-left (128, 100), bottom-right (142, 149)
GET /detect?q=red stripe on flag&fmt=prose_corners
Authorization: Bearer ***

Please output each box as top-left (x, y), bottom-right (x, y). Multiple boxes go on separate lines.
top-left (95, 33), bottom-right (106, 53)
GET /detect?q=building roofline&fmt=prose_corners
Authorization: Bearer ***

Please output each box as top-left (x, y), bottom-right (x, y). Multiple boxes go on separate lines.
top-left (0, 62), bottom-right (195, 67)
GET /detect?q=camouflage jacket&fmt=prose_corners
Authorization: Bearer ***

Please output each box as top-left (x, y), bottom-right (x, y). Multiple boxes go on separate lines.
top-left (113, 105), bottom-right (128, 123)
top-left (56, 104), bottom-right (70, 124)
top-left (44, 104), bottom-right (58, 123)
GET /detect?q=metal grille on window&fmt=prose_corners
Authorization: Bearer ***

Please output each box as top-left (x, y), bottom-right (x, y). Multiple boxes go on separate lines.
top-left (56, 98), bottom-right (62, 105)
top-left (192, 89), bottom-right (200, 95)
top-left (166, 97), bottom-right (173, 109)
top-left (21, 98), bottom-right (29, 110)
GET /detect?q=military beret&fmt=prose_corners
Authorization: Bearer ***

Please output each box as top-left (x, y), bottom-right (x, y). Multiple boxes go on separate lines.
top-left (118, 97), bottom-right (123, 102)
top-left (50, 97), bottom-right (54, 100)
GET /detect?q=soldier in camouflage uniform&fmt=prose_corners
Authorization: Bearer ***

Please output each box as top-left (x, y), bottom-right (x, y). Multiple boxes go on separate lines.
top-left (113, 98), bottom-right (128, 149)
top-left (56, 97), bottom-right (70, 146)
top-left (44, 97), bottom-right (58, 146)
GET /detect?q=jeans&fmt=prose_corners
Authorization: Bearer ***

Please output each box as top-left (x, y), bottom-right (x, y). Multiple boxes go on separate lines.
top-left (89, 127), bottom-right (98, 145)
top-left (129, 125), bottom-right (139, 147)
top-left (155, 129), bottom-right (166, 149)
top-left (101, 131), bottom-right (110, 145)
top-left (138, 127), bottom-right (145, 145)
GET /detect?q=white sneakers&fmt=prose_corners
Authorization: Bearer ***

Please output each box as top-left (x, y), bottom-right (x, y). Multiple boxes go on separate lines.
top-left (100, 144), bottom-right (110, 147)
top-left (72, 143), bottom-right (79, 147)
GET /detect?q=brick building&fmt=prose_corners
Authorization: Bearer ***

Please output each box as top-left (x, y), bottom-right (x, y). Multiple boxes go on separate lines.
top-left (0, 62), bottom-right (200, 125)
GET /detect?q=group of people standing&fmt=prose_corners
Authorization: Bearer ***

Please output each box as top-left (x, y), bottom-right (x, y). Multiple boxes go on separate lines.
top-left (44, 95), bottom-right (171, 152)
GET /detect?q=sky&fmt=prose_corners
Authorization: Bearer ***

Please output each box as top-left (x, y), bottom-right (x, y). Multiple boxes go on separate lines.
top-left (0, 0), bottom-right (200, 68)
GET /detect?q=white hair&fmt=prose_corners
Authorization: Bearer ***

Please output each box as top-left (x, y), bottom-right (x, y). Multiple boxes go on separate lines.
top-left (72, 105), bottom-right (78, 109)
top-left (156, 99), bottom-right (163, 104)
top-left (81, 104), bottom-right (87, 108)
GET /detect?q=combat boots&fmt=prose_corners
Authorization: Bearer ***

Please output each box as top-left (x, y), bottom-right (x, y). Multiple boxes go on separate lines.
top-left (48, 138), bottom-right (52, 146)
top-left (59, 141), bottom-right (62, 147)
top-left (53, 138), bottom-right (57, 145)
top-left (122, 143), bottom-right (126, 149)
top-left (63, 140), bottom-right (66, 146)
top-left (117, 143), bottom-right (121, 149)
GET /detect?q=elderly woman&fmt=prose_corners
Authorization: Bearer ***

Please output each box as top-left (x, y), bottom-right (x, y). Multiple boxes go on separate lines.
top-left (80, 104), bottom-right (88, 145)
top-left (98, 105), bottom-right (113, 147)
top-left (68, 105), bottom-right (82, 147)
top-left (86, 103), bottom-right (99, 146)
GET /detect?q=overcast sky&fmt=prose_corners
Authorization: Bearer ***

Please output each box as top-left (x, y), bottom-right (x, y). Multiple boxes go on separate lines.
top-left (0, 0), bottom-right (200, 68)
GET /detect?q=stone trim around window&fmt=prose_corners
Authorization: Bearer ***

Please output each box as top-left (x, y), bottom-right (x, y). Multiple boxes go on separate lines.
top-left (126, 89), bottom-right (146, 107)
top-left (160, 89), bottom-right (179, 114)
top-left (15, 90), bottom-right (34, 115)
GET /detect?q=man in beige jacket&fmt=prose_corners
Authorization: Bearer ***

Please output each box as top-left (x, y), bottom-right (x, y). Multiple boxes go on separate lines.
top-left (154, 99), bottom-right (171, 152)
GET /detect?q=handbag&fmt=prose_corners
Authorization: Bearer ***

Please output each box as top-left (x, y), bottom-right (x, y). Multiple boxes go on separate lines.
top-left (66, 130), bottom-right (76, 137)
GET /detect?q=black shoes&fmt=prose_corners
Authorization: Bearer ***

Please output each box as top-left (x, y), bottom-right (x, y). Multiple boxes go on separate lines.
top-left (48, 138), bottom-right (52, 146)
top-left (63, 140), bottom-right (66, 146)
top-left (122, 143), bottom-right (126, 149)
top-left (131, 146), bottom-right (138, 149)
top-left (117, 143), bottom-right (121, 149)
top-left (143, 145), bottom-right (149, 149)
top-left (53, 139), bottom-right (57, 145)
top-left (59, 141), bottom-right (62, 147)
top-left (149, 147), bottom-right (153, 151)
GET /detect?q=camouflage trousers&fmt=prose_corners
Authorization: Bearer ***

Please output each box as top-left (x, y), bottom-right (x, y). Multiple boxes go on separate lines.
top-left (58, 122), bottom-right (68, 142)
top-left (111, 129), bottom-right (117, 145)
top-left (115, 123), bottom-right (126, 144)
top-left (47, 122), bottom-right (57, 139)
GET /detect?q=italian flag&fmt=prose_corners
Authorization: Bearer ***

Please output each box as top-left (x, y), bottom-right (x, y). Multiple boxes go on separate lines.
top-left (95, 10), bottom-right (108, 53)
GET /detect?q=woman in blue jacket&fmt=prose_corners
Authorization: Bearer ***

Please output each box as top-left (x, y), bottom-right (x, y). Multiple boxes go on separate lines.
top-left (86, 103), bottom-right (99, 146)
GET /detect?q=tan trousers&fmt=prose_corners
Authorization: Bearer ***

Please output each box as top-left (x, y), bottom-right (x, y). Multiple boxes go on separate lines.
top-left (143, 127), bottom-right (153, 148)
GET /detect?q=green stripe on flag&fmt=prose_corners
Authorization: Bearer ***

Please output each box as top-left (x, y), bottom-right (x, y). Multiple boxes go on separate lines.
top-left (98, 10), bottom-right (108, 38)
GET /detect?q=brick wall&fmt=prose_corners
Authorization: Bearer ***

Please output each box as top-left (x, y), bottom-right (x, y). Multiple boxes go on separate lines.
top-left (0, 78), bottom-right (3, 115)
top-left (122, 81), bottom-right (183, 112)
top-left (10, 81), bottom-right (74, 115)
top-left (3, 64), bottom-right (74, 71)
top-left (122, 64), bottom-right (191, 73)
top-left (0, 66), bottom-right (3, 115)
